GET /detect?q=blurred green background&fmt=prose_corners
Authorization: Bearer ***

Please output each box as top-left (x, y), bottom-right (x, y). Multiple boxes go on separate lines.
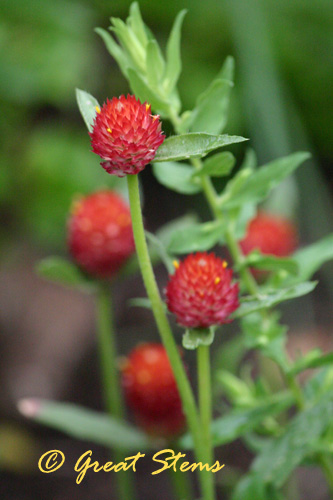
top-left (1, 0), bottom-right (332, 253)
top-left (0, 0), bottom-right (332, 498)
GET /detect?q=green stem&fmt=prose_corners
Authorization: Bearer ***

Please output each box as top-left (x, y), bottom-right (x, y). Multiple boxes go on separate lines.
top-left (197, 345), bottom-right (214, 464)
top-left (96, 284), bottom-right (136, 500)
top-left (168, 456), bottom-right (194, 500)
top-left (127, 173), bottom-right (214, 500)
top-left (197, 345), bottom-right (216, 500)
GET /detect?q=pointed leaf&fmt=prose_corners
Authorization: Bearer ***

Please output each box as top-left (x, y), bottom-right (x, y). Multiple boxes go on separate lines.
top-left (288, 233), bottom-right (333, 284)
top-left (145, 231), bottom-right (174, 273)
top-left (128, 2), bottom-right (148, 46)
top-left (95, 28), bottom-right (131, 78)
top-left (110, 18), bottom-right (145, 71)
top-left (189, 79), bottom-right (233, 134)
top-left (19, 399), bottom-right (153, 451)
top-left (179, 394), bottom-right (293, 449)
top-left (193, 151), bottom-right (235, 178)
top-left (252, 393), bottom-right (333, 487)
top-left (164, 10), bottom-right (187, 93)
top-left (36, 257), bottom-right (96, 292)
top-left (152, 162), bottom-right (201, 194)
top-left (127, 68), bottom-right (170, 115)
top-left (234, 282), bottom-right (318, 318)
top-left (220, 152), bottom-right (310, 208)
top-left (146, 39), bottom-right (165, 87)
top-left (167, 220), bottom-right (225, 254)
top-left (75, 89), bottom-right (100, 133)
top-left (154, 133), bottom-right (248, 162)
top-left (240, 250), bottom-right (299, 275)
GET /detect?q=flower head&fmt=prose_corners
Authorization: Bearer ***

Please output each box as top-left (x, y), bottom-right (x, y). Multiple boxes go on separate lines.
top-left (165, 252), bottom-right (239, 329)
top-left (122, 343), bottom-right (185, 437)
top-left (90, 94), bottom-right (165, 177)
top-left (240, 212), bottom-right (298, 258)
top-left (67, 190), bottom-right (135, 278)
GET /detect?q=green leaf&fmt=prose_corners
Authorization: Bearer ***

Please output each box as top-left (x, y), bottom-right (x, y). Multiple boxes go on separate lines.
top-left (95, 28), bottom-right (131, 78)
top-left (156, 214), bottom-right (199, 246)
top-left (232, 476), bottom-right (284, 500)
top-left (189, 79), bottom-right (233, 134)
top-left (234, 282), bottom-right (317, 318)
top-left (182, 328), bottom-right (215, 350)
top-left (110, 18), bottom-right (145, 71)
top-left (127, 68), bottom-right (170, 115)
top-left (128, 297), bottom-right (152, 310)
top-left (36, 257), bottom-right (96, 292)
top-left (304, 367), bottom-right (333, 404)
top-left (193, 151), bottom-right (235, 178)
top-left (251, 393), bottom-right (333, 487)
top-left (179, 394), bottom-right (293, 449)
top-left (287, 233), bottom-right (333, 284)
top-left (128, 2), bottom-right (148, 47)
top-left (220, 152), bottom-right (310, 208)
top-left (216, 371), bottom-right (253, 404)
top-left (75, 89), bottom-right (100, 133)
top-left (154, 133), bottom-right (248, 162)
top-left (152, 162), bottom-right (201, 194)
top-left (167, 220), bottom-right (225, 254)
top-left (145, 231), bottom-right (174, 273)
top-left (289, 350), bottom-right (333, 376)
top-left (164, 9), bottom-right (187, 94)
top-left (19, 399), bottom-right (153, 451)
top-left (219, 167), bottom-right (253, 201)
top-left (146, 39), bottom-right (165, 87)
top-left (239, 250), bottom-right (299, 275)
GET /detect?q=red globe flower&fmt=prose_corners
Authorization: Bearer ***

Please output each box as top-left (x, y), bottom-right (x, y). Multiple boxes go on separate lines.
top-left (90, 94), bottom-right (165, 177)
top-left (122, 343), bottom-right (185, 437)
top-left (68, 190), bottom-right (135, 278)
top-left (240, 212), bottom-right (298, 257)
top-left (165, 252), bottom-right (239, 329)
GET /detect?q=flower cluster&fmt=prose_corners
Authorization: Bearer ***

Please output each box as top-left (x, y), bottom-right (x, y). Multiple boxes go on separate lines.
top-left (68, 190), bottom-right (135, 278)
top-left (240, 211), bottom-right (298, 258)
top-left (121, 343), bottom-right (185, 437)
top-left (166, 252), bottom-right (239, 329)
top-left (90, 95), bottom-right (165, 177)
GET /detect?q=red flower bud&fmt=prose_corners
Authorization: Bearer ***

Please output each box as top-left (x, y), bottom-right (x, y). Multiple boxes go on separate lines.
top-left (67, 190), bottom-right (135, 278)
top-left (240, 212), bottom-right (298, 258)
top-left (90, 95), bottom-right (165, 177)
top-left (165, 252), bottom-right (239, 329)
top-left (122, 343), bottom-right (185, 437)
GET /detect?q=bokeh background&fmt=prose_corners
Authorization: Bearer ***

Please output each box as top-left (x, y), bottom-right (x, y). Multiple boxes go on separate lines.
top-left (0, 0), bottom-right (332, 498)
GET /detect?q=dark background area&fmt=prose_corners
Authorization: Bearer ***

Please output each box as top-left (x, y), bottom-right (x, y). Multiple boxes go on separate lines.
top-left (0, 0), bottom-right (332, 498)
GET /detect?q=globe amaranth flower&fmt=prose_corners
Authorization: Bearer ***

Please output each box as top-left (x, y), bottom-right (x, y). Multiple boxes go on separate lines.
top-left (240, 211), bottom-right (298, 258)
top-left (90, 94), bottom-right (165, 177)
top-left (121, 343), bottom-right (185, 437)
top-left (165, 252), bottom-right (239, 329)
top-left (68, 190), bottom-right (135, 279)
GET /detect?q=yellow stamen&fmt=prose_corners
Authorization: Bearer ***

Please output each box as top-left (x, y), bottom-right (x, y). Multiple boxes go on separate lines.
top-left (107, 128), bottom-right (112, 134)
top-left (95, 106), bottom-right (101, 114)
top-left (223, 261), bottom-right (228, 268)
top-left (173, 260), bottom-right (179, 269)
top-left (145, 103), bottom-right (150, 112)
top-left (215, 277), bottom-right (221, 285)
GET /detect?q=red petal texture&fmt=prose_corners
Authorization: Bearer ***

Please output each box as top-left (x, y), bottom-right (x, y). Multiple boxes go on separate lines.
top-left (240, 211), bottom-right (298, 257)
top-left (165, 252), bottom-right (239, 328)
top-left (67, 190), bottom-right (135, 278)
top-left (122, 343), bottom-right (185, 437)
top-left (90, 94), bottom-right (165, 177)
